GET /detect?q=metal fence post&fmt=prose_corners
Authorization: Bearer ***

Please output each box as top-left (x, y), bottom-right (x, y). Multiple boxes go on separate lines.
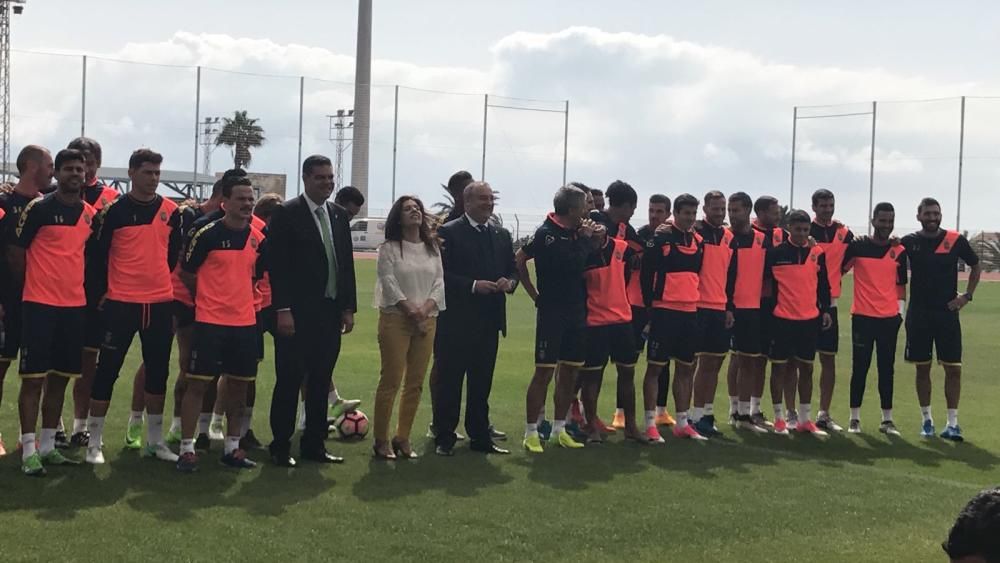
top-left (481, 93), bottom-right (488, 180)
top-left (562, 100), bottom-right (569, 186)
top-left (193, 66), bottom-right (201, 193)
top-left (296, 76), bottom-right (304, 196)
top-left (867, 101), bottom-right (877, 235)
top-left (80, 55), bottom-right (87, 136)
top-left (956, 95), bottom-right (966, 231)
top-left (391, 84), bottom-right (399, 203)
top-left (790, 106), bottom-right (797, 208)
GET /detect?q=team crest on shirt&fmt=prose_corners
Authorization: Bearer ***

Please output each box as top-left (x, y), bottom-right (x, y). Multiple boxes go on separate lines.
top-left (889, 249), bottom-right (897, 259)
top-left (810, 254), bottom-right (817, 262)
top-left (614, 250), bottom-right (624, 260)
top-left (160, 211), bottom-right (168, 222)
top-left (943, 241), bottom-right (951, 250)
top-left (544, 235), bottom-right (555, 246)
top-left (250, 237), bottom-right (258, 249)
top-left (646, 239), bottom-right (655, 248)
top-left (84, 213), bottom-right (92, 225)
top-left (837, 233), bottom-right (844, 241)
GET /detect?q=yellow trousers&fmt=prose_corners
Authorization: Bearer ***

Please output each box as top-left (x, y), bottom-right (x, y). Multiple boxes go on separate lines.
top-left (373, 312), bottom-right (436, 442)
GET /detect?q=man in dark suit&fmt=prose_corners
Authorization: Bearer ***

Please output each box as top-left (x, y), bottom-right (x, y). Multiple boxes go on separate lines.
top-left (433, 181), bottom-right (517, 456)
top-left (266, 155), bottom-right (357, 466)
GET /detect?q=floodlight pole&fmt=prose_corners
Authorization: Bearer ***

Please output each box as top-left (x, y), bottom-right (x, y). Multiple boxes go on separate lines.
top-left (790, 106), bottom-right (797, 208)
top-left (350, 0), bottom-right (372, 214)
top-left (80, 55), bottom-right (86, 136)
top-left (562, 100), bottom-right (569, 186)
top-left (391, 84), bottom-right (398, 203)
top-left (481, 93), bottom-right (488, 180)
top-left (956, 95), bottom-right (966, 231)
top-left (867, 101), bottom-right (877, 235)
top-left (192, 66), bottom-right (201, 190)
top-left (297, 76), bottom-right (304, 196)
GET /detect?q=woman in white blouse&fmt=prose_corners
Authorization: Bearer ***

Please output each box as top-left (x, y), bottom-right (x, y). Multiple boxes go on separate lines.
top-left (372, 196), bottom-right (445, 459)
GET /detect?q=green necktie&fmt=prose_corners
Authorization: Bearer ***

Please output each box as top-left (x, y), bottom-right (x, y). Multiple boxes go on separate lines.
top-left (315, 206), bottom-right (338, 299)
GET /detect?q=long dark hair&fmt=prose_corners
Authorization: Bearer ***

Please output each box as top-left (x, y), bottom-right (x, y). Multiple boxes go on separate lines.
top-left (384, 195), bottom-right (437, 255)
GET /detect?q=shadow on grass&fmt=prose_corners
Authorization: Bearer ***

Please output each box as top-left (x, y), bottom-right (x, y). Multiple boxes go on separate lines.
top-left (0, 442), bottom-right (339, 521)
top-left (352, 446), bottom-right (514, 501)
top-left (680, 425), bottom-right (1000, 476)
top-left (513, 439), bottom-right (647, 490)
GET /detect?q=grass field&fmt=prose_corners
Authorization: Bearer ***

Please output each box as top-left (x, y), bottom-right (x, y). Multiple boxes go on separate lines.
top-left (1, 260), bottom-right (995, 562)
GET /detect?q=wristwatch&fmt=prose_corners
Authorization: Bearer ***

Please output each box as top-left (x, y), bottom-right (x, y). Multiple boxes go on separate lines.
top-left (963, 292), bottom-right (973, 302)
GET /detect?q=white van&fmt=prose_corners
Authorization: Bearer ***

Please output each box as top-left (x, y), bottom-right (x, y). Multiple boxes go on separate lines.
top-left (350, 217), bottom-right (386, 251)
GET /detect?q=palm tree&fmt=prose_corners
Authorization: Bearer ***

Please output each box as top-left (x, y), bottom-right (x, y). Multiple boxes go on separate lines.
top-left (978, 239), bottom-right (1000, 272)
top-left (215, 110), bottom-right (266, 169)
top-left (432, 185), bottom-right (503, 227)
top-left (777, 204), bottom-right (790, 229)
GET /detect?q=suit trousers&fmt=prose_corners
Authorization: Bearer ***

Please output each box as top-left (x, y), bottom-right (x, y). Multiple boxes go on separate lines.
top-left (432, 323), bottom-right (499, 449)
top-left (269, 298), bottom-right (343, 454)
top-left (373, 312), bottom-right (436, 442)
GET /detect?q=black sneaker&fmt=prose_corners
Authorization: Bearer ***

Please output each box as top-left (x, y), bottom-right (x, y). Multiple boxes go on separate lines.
top-left (176, 451), bottom-right (198, 473)
top-left (488, 425), bottom-right (507, 441)
top-left (693, 414), bottom-right (723, 437)
top-left (750, 412), bottom-right (774, 429)
top-left (816, 415), bottom-right (844, 433)
top-left (54, 430), bottom-right (71, 450)
top-left (239, 429), bottom-right (264, 450)
top-left (195, 433), bottom-right (210, 451)
top-left (220, 449), bottom-right (257, 469)
top-left (879, 420), bottom-right (901, 436)
top-left (70, 431), bottom-right (90, 447)
top-left (737, 414), bottom-right (769, 434)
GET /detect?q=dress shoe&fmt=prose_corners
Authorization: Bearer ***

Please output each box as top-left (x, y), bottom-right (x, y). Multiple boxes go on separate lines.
top-left (270, 452), bottom-right (297, 468)
top-left (434, 444), bottom-right (454, 457)
top-left (488, 425), bottom-right (507, 441)
top-left (301, 449), bottom-right (345, 464)
top-left (427, 424), bottom-right (465, 441)
top-left (471, 442), bottom-right (510, 455)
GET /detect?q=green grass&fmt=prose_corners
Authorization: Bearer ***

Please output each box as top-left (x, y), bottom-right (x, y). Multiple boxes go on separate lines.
top-left (1, 262), bottom-right (996, 562)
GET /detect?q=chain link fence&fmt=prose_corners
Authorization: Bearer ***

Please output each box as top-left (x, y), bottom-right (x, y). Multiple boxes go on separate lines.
top-left (7, 51), bottom-right (569, 216)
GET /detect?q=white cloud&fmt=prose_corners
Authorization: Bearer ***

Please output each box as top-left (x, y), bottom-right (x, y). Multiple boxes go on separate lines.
top-left (9, 27), bottom-right (1000, 231)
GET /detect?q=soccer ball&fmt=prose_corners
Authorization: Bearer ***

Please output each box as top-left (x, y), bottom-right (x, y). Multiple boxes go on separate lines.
top-left (335, 410), bottom-right (369, 440)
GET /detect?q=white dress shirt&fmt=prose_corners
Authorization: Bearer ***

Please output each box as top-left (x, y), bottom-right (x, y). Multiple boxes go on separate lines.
top-left (374, 240), bottom-right (446, 315)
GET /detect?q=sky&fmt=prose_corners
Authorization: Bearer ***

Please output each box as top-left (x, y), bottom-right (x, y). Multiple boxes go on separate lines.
top-left (9, 0), bottom-right (1000, 234)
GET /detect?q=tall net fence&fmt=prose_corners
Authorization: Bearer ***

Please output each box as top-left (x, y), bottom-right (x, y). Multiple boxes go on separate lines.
top-left (6, 51), bottom-right (568, 219)
top-left (791, 96), bottom-right (1000, 270)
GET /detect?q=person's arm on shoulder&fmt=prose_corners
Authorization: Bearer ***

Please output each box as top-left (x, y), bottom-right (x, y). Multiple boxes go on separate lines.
top-left (640, 239), bottom-right (663, 308)
top-left (896, 247), bottom-right (908, 315)
top-left (180, 223), bottom-right (214, 300)
top-left (86, 203), bottom-right (115, 304)
top-left (841, 237), bottom-right (858, 274)
top-left (9, 199), bottom-right (44, 290)
top-left (167, 208), bottom-right (182, 272)
top-left (725, 244), bottom-right (738, 312)
top-left (817, 252), bottom-right (832, 329)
